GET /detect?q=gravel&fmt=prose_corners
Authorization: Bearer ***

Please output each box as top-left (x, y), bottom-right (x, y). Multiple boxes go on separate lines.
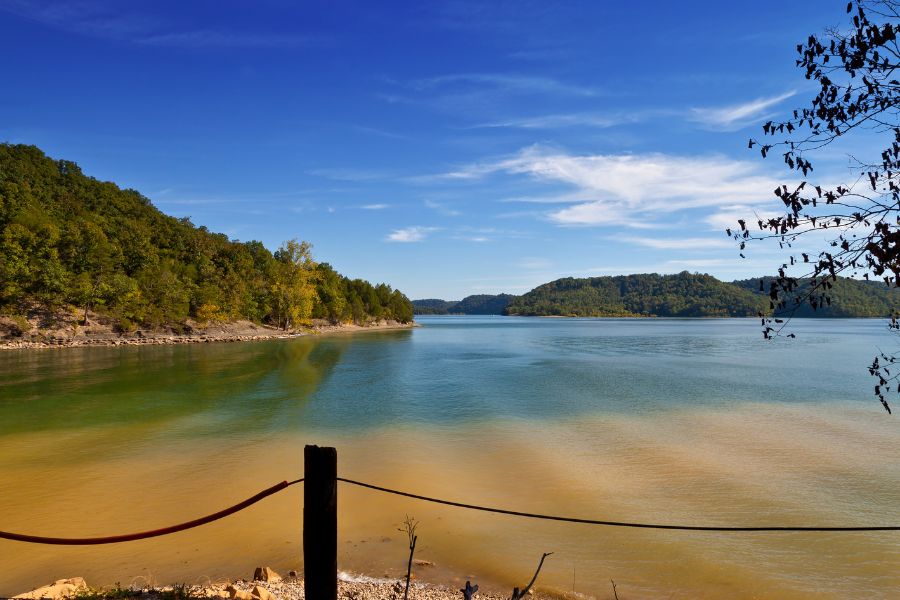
top-left (189, 576), bottom-right (532, 600)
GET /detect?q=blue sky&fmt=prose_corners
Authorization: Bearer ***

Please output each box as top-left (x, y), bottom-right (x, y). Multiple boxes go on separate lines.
top-left (0, 1), bottom-right (856, 299)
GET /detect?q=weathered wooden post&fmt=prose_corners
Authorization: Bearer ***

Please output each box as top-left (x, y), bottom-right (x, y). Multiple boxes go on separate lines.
top-left (304, 445), bottom-right (337, 600)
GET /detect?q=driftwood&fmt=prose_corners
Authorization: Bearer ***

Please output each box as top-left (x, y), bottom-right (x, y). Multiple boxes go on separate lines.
top-left (610, 579), bottom-right (619, 600)
top-left (460, 581), bottom-right (479, 600)
top-left (510, 552), bottom-right (553, 600)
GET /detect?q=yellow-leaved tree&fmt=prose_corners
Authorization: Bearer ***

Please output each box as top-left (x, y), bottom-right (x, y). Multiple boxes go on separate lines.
top-left (271, 239), bottom-right (319, 330)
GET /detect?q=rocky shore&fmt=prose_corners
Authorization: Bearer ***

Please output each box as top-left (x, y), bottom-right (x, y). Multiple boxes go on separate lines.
top-left (0, 317), bottom-right (418, 351)
top-left (11, 568), bottom-right (540, 600)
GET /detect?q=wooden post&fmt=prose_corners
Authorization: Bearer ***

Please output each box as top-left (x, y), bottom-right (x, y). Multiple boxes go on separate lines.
top-left (304, 445), bottom-right (337, 600)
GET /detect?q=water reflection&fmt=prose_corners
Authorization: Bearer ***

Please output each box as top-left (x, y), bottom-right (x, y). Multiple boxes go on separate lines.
top-left (0, 337), bottom-right (351, 440)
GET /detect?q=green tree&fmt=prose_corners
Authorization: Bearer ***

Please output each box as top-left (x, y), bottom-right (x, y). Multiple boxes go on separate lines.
top-left (61, 219), bottom-right (115, 323)
top-left (314, 263), bottom-right (349, 324)
top-left (270, 239), bottom-right (319, 330)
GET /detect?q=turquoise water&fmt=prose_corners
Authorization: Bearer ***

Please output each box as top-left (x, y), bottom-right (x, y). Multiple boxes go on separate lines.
top-left (314, 317), bottom-right (884, 423)
top-left (2, 317), bottom-right (899, 599)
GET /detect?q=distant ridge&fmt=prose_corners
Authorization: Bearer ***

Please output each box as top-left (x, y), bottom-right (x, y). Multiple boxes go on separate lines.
top-left (412, 294), bottom-right (515, 315)
top-left (506, 272), bottom-right (761, 317)
top-left (418, 273), bottom-right (900, 317)
top-left (411, 299), bottom-right (461, 315)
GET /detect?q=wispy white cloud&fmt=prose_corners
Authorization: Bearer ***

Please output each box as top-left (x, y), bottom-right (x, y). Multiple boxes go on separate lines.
top-left (351, 125), bottom-right (409, 140)
top-left (386, 226), bottom-right (438, 243)
top-left (498, 192), bottom-right (590, 204)
top-left (470, 113), bottom-right (620, 130)
top-left (382, 72), bottom-right (605, 115)
top-left (1, 0), bottom-right (319, 48)
top-left (410, 73), bottom-right (602, 97)
top-left (468, 110), bottom-right (664, 130)
top-left (704, 205), bottom-right (782, 231)
top-left (690, 91), bottom-right (796, 130)
top-left (454, 235), bottom-right (491, 242)
top-left (449, 226), bottom-right (530, 243)
top-left (360, 203), bottom-right (389, 210)
top-left (462, 93), bottom-right (794, 132)
top-left (439, 145), bottom-right (783, 227)
top-left (1, 0), bottom-right (151, 36)
top-left (619, 236), bottom-right (733, 250)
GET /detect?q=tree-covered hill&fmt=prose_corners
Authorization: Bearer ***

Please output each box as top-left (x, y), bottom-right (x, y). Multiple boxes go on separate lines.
top-left (504, 272), bottom-right (900, 317)
top-left (732, 277), bottom-right (900, 318)
top-left (453, 293), bottom-right (517, 314)
top-left (411, 299), bottom-right (459, 315)
top-left (505, 272), bottom-right (766, 317)
top-left (0, 144), bottom-right (413, 332)
top-left (412, 294), bottom-right (515, 315)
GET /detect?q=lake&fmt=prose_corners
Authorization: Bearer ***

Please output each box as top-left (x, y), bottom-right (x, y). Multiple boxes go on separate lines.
top-left (2, 316), bottom-right (899, 599)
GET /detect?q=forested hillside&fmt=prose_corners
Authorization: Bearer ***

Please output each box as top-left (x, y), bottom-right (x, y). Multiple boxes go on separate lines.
top-left (506, 272), bottom-right (765, 317)
top-left (0, 144), bottom-right (413, 332)
top-left (733, 277), bottom-right (900, 318)
top-left (505, 272), bottom-right (900, 317)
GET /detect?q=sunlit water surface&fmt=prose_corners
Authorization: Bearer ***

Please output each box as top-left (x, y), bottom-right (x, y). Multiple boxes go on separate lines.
top-left (2, 317), bottom-right (899, 599)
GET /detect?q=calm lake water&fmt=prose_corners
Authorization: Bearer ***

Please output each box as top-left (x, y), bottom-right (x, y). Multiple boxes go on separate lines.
top-left (2, 316), bottom-right (900, 599)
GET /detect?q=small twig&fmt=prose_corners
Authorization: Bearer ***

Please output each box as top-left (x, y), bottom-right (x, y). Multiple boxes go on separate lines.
top-left (511, 552), bottom-right (553, 600)
top-left (400, 515), bottom-right (418, 600)
top-left (610, 579), bottom-right (619, 600)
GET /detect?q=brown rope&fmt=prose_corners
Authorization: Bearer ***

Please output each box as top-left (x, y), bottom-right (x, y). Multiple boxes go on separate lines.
top-left (5, 474), bottom-right (899, 545)
top-left (337, 477), bottom-right (900, 532)
top-left (0, 478), bottom-right (303, 545)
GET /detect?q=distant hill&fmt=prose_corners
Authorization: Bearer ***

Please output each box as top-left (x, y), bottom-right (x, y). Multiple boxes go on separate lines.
top-left (411, 299), bottom-right (460, 315)
top-left (505, 272), bottom-right (765, 317)
top-left (416, 274), bottom-right (900, 320)
top-left (453, 294), bottom-right (517, 314)
top-left (504, 272), bottom-right (900, 317)
top-left (412, 294), bottom-right (515, 315)
top-left (733, 276), bottom-right (900, 318)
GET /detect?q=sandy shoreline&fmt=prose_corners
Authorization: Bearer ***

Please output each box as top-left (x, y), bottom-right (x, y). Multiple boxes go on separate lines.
top-left (11, 572), bottom-right (554, 600)
top-left (0, 319), bottom-right (419, 351)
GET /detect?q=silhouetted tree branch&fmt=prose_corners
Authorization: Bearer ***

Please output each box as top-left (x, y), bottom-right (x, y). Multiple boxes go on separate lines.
top-left (736, 0), bottom-right (900, 412)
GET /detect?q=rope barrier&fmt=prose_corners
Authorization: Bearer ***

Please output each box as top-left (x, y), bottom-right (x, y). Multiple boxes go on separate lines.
top-left (4, 474), bottom-right (899, 545)
top-left (0, 478), bottom-right (303, 545)
top-left (336, 477), bottom-right (900, 532)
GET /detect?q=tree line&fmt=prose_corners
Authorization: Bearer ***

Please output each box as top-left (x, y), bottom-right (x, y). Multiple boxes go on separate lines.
top-left (0, 144), bottom-right (413, 331)
top-left (503, 272), bottom-right (900, 318)
top-left (412, 294), bottom-right (516, 315)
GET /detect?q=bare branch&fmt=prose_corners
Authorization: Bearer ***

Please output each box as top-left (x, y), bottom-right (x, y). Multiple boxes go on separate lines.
top-left (510, 553), bottom-right (553, 600)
